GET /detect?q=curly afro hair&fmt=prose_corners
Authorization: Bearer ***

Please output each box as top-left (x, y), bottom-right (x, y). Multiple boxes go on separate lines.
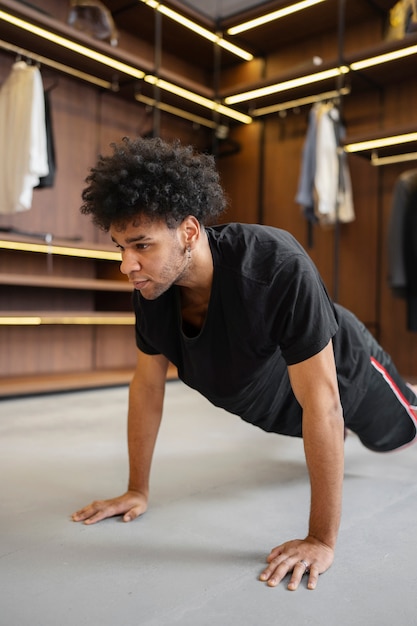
top-left (80, 136), bottom-right (227, 231)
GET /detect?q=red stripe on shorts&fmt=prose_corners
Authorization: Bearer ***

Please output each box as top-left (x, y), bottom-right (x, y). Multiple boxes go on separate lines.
top-left (370, 357), bottom-right (417, 448)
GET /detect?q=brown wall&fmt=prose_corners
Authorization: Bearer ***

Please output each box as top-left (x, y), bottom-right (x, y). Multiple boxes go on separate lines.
top-left (0, 2), bottom-right (210, 384)
top-left (217, 10), bottom-right (417, 379)
top-left (1, 1), bottom-right (416, 383)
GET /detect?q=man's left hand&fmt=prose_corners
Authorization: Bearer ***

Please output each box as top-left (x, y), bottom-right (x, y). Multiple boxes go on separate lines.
top-left (259, 536), bottom-right (334, 590)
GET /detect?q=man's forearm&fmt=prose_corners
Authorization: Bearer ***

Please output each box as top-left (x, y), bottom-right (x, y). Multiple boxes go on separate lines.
top-left (127, 373), bottom-right (165, 495)
top-left (303, 406), bottom-right (345, 549)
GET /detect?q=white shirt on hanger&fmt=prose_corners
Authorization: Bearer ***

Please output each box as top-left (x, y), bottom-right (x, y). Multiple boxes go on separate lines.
top-left (0, 61), bottom-right (49, 214)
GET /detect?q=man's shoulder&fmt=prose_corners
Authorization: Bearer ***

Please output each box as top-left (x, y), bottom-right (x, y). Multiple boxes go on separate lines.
top-left (207, 222), bottom-right (309, 282)
top-left (207, 222), bottom-right (303, 256)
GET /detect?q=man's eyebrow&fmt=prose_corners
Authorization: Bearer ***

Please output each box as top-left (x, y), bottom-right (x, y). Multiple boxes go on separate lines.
top-left (111, 234), bottom-right (152, 244)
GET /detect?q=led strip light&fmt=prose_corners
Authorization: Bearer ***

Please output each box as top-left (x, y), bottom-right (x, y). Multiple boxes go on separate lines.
top-left (139, 0), bottom-right (253, 60)
top-left (0, 239), bottom-right (120, 260)
top-left (227, 0), bottom-right (327, 35)
top-left (0, 10), bottom-right (251, 124)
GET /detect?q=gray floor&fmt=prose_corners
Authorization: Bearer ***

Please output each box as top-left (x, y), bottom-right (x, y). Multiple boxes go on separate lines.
top-left (1, 381), bottom-right (417, 626)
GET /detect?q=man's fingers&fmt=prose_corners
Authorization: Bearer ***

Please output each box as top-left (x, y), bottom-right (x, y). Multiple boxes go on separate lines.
top-left (72, 492), bottom-right (148, 525)
top-left (71, 506), bottom-right (96, 522)
top-left (123, 506), bottom-right (146, 522)
top-left (306, 565), bottom-right (319, 590)
top-left (287, 560), bottom-right (310, 590)
top-left (260, 558), bottom-right (314, 590)
top-left (260, 537), bottom-right (334, 589)
top-left (72, 500), bottom-right (114, 524)
top-left (259, 558), bottom-right (291, 587)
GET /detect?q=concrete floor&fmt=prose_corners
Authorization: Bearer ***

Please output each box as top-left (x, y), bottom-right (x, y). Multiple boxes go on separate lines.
top-left (1, 380), bottom-right (417, 626)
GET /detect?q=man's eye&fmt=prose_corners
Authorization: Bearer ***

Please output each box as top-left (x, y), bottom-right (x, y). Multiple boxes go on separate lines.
top-left (137, 244), bottom-right (149, 250)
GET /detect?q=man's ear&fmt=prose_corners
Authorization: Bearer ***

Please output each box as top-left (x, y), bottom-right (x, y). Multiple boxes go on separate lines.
top-left (181, 215), bottom-right (200, 249)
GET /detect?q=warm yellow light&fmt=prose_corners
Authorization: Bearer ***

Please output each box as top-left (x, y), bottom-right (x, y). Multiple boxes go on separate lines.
top-left (0, 38), bottom-right (112, 88)
top-left (345, 132), bottom-right (417, 153)
top-left (0, 240), bottom-right (120, 260)
top-left (0, 316), bottom-right (42, 326)
top-left (227, 0), bottom-right (327, 35)
top-left (350, 44), bottom-right (417, 71)
top-left (370, 151), bottom-right (417, 166)
top-left (225, 66), bottom-right (350, 105)
top-left (252, 87), bottom-right (350, 117)
top-left (0, 10), bottom-right (145, 79)
top-left (0, 315), bottom-right (135, 325)
top-left (135, 94), bottom-right (218, 128)
top-left (139, 0), bottom-right (253, 60)
top-left (216, 37), bottom-right (253, 60)
top-left (144, 75), bottom-right (252, 124)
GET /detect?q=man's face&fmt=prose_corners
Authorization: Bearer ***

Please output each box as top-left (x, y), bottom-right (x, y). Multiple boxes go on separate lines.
top-left (110, 216), bottom-right (189, 300)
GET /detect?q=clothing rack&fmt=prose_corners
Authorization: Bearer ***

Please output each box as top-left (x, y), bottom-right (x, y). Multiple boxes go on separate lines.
top-left (0, 38), bottom-right (114, 89)
top-left (251, 86), bottom-right (351, 118)
top-left (371, 151), bottom-right (417, 166)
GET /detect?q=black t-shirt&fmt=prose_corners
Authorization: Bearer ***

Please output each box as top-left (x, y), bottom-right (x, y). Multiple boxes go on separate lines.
top-left (134, 223), bottom-right (370, 436)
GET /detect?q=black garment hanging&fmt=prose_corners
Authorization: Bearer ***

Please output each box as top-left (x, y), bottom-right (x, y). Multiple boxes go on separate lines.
top-left (36, 89), bottom-right (56, 188)
top-left (388, 169), bottom-right (417, 331)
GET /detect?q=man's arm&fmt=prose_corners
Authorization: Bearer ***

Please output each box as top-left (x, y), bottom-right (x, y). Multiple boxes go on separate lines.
top-left (72, 349), bottom-right (169, 524)
top-left (260, 339), bottom-right (345, 590)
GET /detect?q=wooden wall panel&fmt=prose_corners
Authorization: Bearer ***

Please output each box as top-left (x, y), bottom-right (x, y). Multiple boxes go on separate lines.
top-left (94, 326), bottom-right (137, 370)
top-left (1, 1), bottom-right (416, 386)
top-left (0, 326), bottom-right (93, 376)
top-left (1, 286), bottom-right (93, 312)
top-left (372, 79), bottom-right (417, 377)
top-left (336, 156), bottom-right (379, 327)
top-left (218, 16), bottom-right (417, 380)
top-left (217, 122), bottom-right (262, 225)
top-left (377, 162), bottom-right (417, 377)
top-left (0, 8), bottom-right (212, 386)
top-left (0, 76), bottom-right (99, 243)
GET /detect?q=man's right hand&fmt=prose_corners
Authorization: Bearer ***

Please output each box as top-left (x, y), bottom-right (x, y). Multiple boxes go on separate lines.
top-left (71, 490), bottom-right (148, 525)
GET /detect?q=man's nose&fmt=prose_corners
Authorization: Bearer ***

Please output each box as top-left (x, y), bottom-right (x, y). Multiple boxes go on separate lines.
top-left (120, 249), bottom-right (141, 275)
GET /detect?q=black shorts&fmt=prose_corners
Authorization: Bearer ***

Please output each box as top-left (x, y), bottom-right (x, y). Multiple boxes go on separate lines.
top-left (345, 332), bottom-right (417, 452)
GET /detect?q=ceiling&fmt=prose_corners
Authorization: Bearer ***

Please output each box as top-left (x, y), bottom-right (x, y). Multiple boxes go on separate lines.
top-left (0, 0), bottom-right (404, 132)
top-left (174, 0), bottom-right (269, 20)
top-left (105, 0), bottom-right (394, 73)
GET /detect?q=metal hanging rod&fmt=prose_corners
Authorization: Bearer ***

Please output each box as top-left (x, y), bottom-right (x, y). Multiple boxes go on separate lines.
top-left (371, 151), bottom-right (417, 166)
top-left (0, 38), bottom-right (114, 89)
top-left (251, 86), bottom-right (351, 117)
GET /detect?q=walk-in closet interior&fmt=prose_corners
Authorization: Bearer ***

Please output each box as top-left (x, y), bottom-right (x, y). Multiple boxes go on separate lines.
top-left (0, 0), bottom-right (416, 396)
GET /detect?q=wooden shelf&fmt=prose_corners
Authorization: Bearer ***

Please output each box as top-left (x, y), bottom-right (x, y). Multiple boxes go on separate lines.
top-left (220, 31), bottom-right (417, 114)
top-left (344, 124), bottom-right (417, 161)
top-left (219, 0), bottom-right (394, 55)
top-left (0, 237), bottom-right (136, 388)
top-left (0, 0), bottom-right (222, 122)
top-left (0, 311), bottom-right (135, 325)
top-left (0, 272), bottom-right (132, 292)
top-left (0, 233), bottom-right (121, 259)
top-left (0, 363), bottom-right (178, 398)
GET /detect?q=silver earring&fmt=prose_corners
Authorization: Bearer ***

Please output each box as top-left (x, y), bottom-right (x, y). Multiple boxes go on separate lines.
top-left (187, 246), bottom-right (191, 260)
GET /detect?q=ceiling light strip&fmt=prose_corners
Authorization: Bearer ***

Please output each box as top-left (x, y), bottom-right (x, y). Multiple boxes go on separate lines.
top-left (227, 0), bottom-right (327, 35)
top-left (345, 132), bottom-right (417, 153)
top-left (225, 66), bottom-right (349, 105)
top-left (144, 75), bottom-right (252, 124)
top-left (0, 315), bottom-right (135, 325)
top-left (135, 94), bottom-right (218, 128)
top-left (370, 151), bottom-right (417, 166)
top-left (0, 240), bottom-right (120, 260)
top-left (350, 44), bottom-right (417, 70)
top-left (0, 9), bottom-right (251, 124)
top-left (0, 10), bottom-right (145, 79)
top-left (252, 86), bottom-right (350, 116)
top-left (139, 0), bottom-right (253, 60)
top-left (0, 38), bottom-right (112, 89)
